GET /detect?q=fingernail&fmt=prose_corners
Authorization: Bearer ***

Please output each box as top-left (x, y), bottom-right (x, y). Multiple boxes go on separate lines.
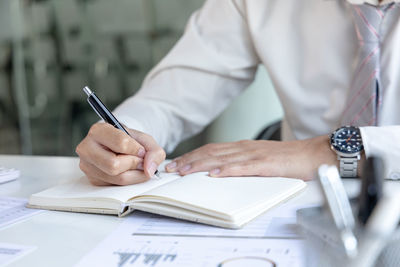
top-left (138, 148), bottom-right (145, 158)
top-left (166, 161), bottom-right (177, 171)
top-left (210, 168), bottom-right (220, 176)
top-left (148, 162), bottom-right (157, 176)
top-left (137, 162), bottom-right (144, 170)
top-left (181, 164), bottom-right (191, 172)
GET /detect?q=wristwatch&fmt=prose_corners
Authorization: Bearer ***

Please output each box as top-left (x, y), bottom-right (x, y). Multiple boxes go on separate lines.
top-left (330, 126), bottom-right (364, 178)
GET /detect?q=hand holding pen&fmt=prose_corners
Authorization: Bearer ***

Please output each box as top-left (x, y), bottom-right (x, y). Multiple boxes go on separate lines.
top-left (76, 86), bottom-right (165, 186)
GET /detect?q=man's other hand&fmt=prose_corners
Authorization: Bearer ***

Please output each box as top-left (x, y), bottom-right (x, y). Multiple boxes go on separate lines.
top-left (165, 135), bottom-right (338, 181)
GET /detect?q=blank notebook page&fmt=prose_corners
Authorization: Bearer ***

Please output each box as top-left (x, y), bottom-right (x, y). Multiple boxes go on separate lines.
top-left (140, 173), bottom-right (306, 217)
top-left (31, 173), bottom-right (180, 203)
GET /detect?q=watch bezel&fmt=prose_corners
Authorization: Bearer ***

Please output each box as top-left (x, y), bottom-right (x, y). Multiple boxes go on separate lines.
top-left (330, 126), bottom-right (364, 157)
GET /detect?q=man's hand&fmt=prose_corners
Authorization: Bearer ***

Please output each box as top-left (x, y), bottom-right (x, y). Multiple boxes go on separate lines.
top-left (165, 135), bottom-right (337, 181)
top-left (76, 123), bottom-right (166, 186)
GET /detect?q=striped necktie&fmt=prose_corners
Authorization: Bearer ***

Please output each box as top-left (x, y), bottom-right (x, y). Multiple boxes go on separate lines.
top-left (341, 3), bottom-right (396, 126)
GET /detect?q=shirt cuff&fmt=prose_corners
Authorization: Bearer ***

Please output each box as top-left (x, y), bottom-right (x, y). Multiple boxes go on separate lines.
top-left (359, 126), bottom-right (400, 180)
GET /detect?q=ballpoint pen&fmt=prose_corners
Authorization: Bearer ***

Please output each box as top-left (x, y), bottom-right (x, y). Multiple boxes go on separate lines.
top-left (83, 86), bottom-right (160, 178)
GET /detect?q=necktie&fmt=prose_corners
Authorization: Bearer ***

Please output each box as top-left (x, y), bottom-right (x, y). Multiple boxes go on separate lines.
top-left (341, 3), bottom-right (396, 126)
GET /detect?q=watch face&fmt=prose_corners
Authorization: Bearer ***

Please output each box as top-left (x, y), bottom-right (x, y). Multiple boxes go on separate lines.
top-left (330, 126), bottom-right (364, 155)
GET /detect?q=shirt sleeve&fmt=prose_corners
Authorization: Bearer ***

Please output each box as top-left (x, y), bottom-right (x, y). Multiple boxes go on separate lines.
top-left (113, 0), bottom-right (259, 153)
top-left (359, 126), bottom-right (400, 179)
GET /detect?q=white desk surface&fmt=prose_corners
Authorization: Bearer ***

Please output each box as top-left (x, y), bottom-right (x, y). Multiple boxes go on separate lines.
top-left (0, 155), bottom-right (397, 267)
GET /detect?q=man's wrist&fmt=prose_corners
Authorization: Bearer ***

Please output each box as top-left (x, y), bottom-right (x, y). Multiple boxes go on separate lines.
top-left (305, 135), bottom-right (338, 174)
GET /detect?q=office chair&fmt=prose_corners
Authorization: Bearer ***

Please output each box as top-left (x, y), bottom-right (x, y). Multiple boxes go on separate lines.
top-left (255, 120), bottom-right (281, 141)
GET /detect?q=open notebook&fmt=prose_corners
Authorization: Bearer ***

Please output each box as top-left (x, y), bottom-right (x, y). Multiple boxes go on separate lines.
top-left (28, 169), bottom-right (306, 229)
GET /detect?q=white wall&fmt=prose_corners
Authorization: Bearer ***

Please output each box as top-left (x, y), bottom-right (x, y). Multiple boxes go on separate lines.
top-left (207, 66), bottom-right (283, 143)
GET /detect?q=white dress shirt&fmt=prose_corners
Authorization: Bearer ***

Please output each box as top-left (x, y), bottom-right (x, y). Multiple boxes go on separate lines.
top-left (114, 0), bottom-right (400, 179)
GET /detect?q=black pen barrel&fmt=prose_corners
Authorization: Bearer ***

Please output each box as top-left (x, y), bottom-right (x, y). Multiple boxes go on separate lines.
top-left (87, 93), bottom-right (130, 136)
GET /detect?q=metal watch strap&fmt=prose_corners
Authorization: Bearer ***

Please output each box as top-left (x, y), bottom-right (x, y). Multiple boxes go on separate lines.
top-left (339, 156), bottom-right (359, 178)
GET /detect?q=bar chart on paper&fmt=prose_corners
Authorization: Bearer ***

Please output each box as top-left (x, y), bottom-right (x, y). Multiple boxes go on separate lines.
top-left (77, 234), bottom-right (304, 267)
top-left (76, 210), bottom-right (306, 267)
top-left (113, 245), bottom-right (177, 267)
top-left (113, 251), bottom-right (177, 267)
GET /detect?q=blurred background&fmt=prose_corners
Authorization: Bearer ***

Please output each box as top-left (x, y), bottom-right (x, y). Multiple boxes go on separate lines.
top-left (0, 0), bottom-right (283, 158)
